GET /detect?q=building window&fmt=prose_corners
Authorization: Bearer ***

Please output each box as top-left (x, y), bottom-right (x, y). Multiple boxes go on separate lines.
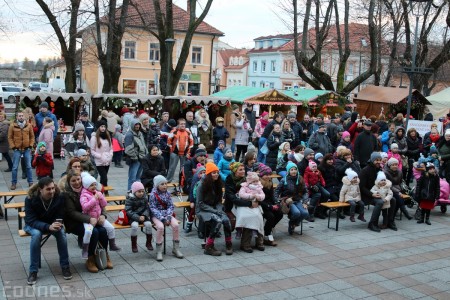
top-left (290, 61), bottom-right (294, 73)
top-left (191, 46), bottom-right (202, 64)
top-left (261, 60), bottom-right (266, 73)
top-left (283, 61), bottom-right (288, 73)
top-left (123, 79), bottom-right (137, 93)
top-left (260, 81), bottom-right (265, 88)
top-left (251, 81), bottom-right (256, 87)
top-left (348, 63), bottom-right (354, 75)
top-left (253, 61), bottom-right (258, 72)
top-left (149, 43), bottom-right (160, 61)
top-left (229, 57), bottom-right (234, 65)
top-left (124, 41), bottom-right (136, 59)
top-left (239, 57), bottom-right (243, 65)
top-left (188, 83), bottom-right (201, 96)
top-left (269, 82), bottom-right (274, 88)
top-left (238, 80), bottom-right (241, 86)
top-left (271, 60), bottom-right (276, 72)
top-left (228, 79), bottom-right (232, 86)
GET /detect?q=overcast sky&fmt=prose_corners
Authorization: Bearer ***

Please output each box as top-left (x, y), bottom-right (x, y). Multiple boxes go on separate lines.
top-left (0, 0), bottom-right (288, 63)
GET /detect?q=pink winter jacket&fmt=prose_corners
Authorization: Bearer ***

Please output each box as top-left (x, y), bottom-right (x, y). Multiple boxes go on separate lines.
top-left (38, 121), bottom-right (55, 155)
top-left (238, 182), bottom-right (265, 201)
top-left (387, 151), bottom-right (403, 170)
top-left (80, 188), bottom-right (107, 219)
top-left (90, 135), bottom-right (113, 166)
top-left (438, 178), bottom-right (450, 204)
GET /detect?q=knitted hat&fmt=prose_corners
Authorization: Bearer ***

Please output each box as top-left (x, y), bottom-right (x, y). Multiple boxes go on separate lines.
top-left (387, 157), bottom-right (399, 166)
top-left (260, 111), bottom-right (269, 118)
top-left (258, 164), bottom-right (272, 177)
top-left (131, 181), bottom-right (145, 194)
top-left (430, 145), bottom-right (438, 154)
top-left (37, 141), bottom-right (47, 150)
top-left (195, 166), bottom-right (206, 177)
top-left (309, 160), bottom-right (317, 169)
top-left (279, 142), bottom-right (289, 151)
top-left (205, 162), bottom-right (219, 175)
top-left (370, 152), bottom-right (382, 162)
top-left (96, 120), bottom-right (107, 129)
top-left (390, 143), bottom-right (399, 150)
top-left (229, 162), bottom-right (242, 174)
top-left (246, 172), bottom-right (259, 184)
top-left (150, 118), bottom-right (156, 124)
top-left (380, 152), bottom-right (388, 159)
top-left (39, 102), bottom-right (49, 108)
top-left (153, 175), bottom-right (168, 188)
top-left (314, 153), bottom-right (323, 160)
top-left (223, 147), bottom-right (232, 154)
top-left (342, 131), bottom-right (350, 139)
top-left (139, 113), bottom-right (149, 122)
top-left (287, 113), bottom-right (296, 119)
top-left (168, 119), bottom-right (177, 127)
top-left (74, 123), bottom-right (85, 132)
top-left (345, 168), bottom-right (358, 180)
top-left (218, 140), bottom-right (225, 146)
top-left (81, 172), bottom-right (97, 189)
top-left (426, 162), bottom-right (435, 171)
top-left (286, 161), bottom-right (297, 173)
top-left (195, 148), bottom-right (207, 157)
top-left (376, 171), bottom-right (386, 182)
top-left (75, 148), bottom-right (87, 157)
top-left (114, 124), bottom-right (121, 131)
top-left (304, 148), bottom-right (314, 158)
top-left (364, 120), bottom-right (373, 126)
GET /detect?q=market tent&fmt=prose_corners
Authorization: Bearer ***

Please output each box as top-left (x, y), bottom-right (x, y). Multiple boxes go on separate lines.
top-left (165, 95), bottom-right (230, 106)
top-left (426, 87), bottom-right (450, 119)
top-left (19, 91), bottom-right (91, 103)
top-left (353, 85), bottom-right (431, 117)
top-left (93, 93), bottom-right (163, 104)
top-left (245, 89), bottom-right (304, 106)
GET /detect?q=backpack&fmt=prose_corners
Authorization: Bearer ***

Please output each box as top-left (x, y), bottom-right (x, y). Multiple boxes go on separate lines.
top-left (114, 209), bottom-right (129, 225)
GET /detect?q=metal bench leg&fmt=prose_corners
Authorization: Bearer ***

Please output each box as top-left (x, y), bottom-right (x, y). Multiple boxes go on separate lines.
top-left (38, 235), bottom-right (51, 269)
top-left (327, 208), bottom-right (332, 229)
top-left (18, 208), bottom-right (22, 230)
top-left (336, 208), bottom-right (341, 231)
top-left (300, 219), bottom-right (303, 235)
top-left (4, 196), bottom-right (7, 221)
top-left (163, 225), bottom-right (166, 255)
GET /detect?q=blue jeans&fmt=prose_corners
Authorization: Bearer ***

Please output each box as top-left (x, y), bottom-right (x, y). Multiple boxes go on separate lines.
top-left (24, 225), bottom-right (70, 273)
top-left (12, 149), bottom-right (32, 184)
top-left (166, 153), bottom-right (186, 182)
top-left (289, 201), bottom-right (309, 225)
top-left (127, 160), bottom-right (143, 190)
top-left (257, 137), bottom-right (267, 163)
top-left (231, 138), bottom-right (236, 154)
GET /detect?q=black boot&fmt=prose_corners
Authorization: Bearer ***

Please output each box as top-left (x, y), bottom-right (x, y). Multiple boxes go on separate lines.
top-left (401, 205), bottom-right (412, 220)
top-left (425, 210), bottom-right (431, 225)
top-left (184, 222), bottom-right (193, 233)
top-left (417, 210), bottom-right (425, 224)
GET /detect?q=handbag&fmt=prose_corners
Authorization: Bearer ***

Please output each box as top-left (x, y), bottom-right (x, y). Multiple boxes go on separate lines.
top-left (260, 141), bottom-right (269, 155)
top-left (280, 197), bottom-right (293, 214)
top-left (95, 243), bottom-right (107, 270)
top-left (114, 209), bottom-right (129, 226)
top-left (401, 155), bottom-right (408, 169)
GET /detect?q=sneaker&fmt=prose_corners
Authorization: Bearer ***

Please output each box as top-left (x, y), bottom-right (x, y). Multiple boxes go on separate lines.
top-left (62, 267), bottom-right (72, 280)
top-left (27, 272), bottom-right (37, 285)
top-left (22, 174), bottom-right (26, 179)
top-left (10, 184), bottom-right (16, 190)
top-left (4, 168), bottom-right (11, 172)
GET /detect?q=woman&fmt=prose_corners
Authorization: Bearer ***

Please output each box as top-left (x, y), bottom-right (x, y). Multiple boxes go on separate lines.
top-left (38, 117), bottom-right (55, 155)
top-left (319, 154), bottom-right (340, 202)
top-left (224, 162), bottom-right (264, 252)
top-left (437, 129), bottom-right (450, 182)
top-left (58, 158), bottom-right (83, 186)
top-left (389, 127), bottom-right (408, 178)
top-left (423, 123), bottom-right (441, 155)
top-left (243, 151), bottom-right (262, 174)
top-left (235, 113), bottom-right (252, 162)
top-left (197, 162), bottom-right (233, 256)
top-left (65, 123), bottom-right (90, 158)
top-left (274, 162), bottom-right (310, 234)
top-left (23, 107), bottom-right (38, 136)
top-left (384, 157), bottom-right (412, 220)
top-left (281, 119), bottom-right (295, 144)
top-left (90, 120), bottom-right (113, 187)
top-left (266, 124), bottom-right (284, 171)
top-left (141, 145), bottom-right (167, 190)
top-left (139, 113), bottom-right (150, 144)
top-left (334, 149), bottom-right (361, 182)
top-left (256, 112), bottom-right (270, 161)
top-left (406, 128), bottom-right (422, 185)
top-left (63, 170), bottom-right (111, 273)
top-left (0, 111), bottom-right (13, 172)
top-left (196, 109), bottom-right (213, 147)
top-left (259, 164), bottom-right (283, 246)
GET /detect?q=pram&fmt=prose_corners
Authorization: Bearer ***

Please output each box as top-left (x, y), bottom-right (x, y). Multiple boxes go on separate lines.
top-left (400, 179), bottom-right (421, 220)
top-left (434, 178), bottom-right (450, 214)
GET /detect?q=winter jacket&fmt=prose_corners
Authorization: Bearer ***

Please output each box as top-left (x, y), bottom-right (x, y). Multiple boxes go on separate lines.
top-left (289, 121), bottom-right (303, 147)
top-left (348, 122), bottom-right (363, 146)
top-left (168, 128), bottom-right (194, 156)
top-left (125, 192), bottom-right (151, 223)
top-left (334, 158), bottom-right (361, 181)
top-left (370, 179), bottom-right (393, 209)
top-left (338, 139), bottom-right (353, 152)
top-left (25, 183), bottom-right (64, 232)
top-left (300, 120), bottom-right (313, 141)
top-left (62, 182), bottom-right (94, 234)
top-left (196, 117), bottom-right (213, 146)
top-left (274, 175), bottom-right (309, 203)
top-left (122, 112), bottom-right (136, 133)
top-left (423, 131), bottom-right (441, 154)
top-left (438, 178), bottom-right (450, 203)
top-left (389, 127), bottom-right (408, 155)
top-left (339, 177), bottom-right (361, 202)
top-left (183, 157), bottom-right (203, 192)
top-left (80, 188), bottom-right (107, 219)
top-left (243, 108), bottom-right (256, 131)
top-left (281, 129), bottom-right (295, 144)
top-left (90, 135), bottom-right (113, 166)
top-left (387, 151), bottom-right (403, 170)
top-left (65, 135), bottom-right (90, 158)
top-left (319, 163), bottom-right (339, 189)
top-left (218, 156), bottom-right (235, 182)
top-left (381, 130), bottom-right (394, 153)
top-left (81, 159), bottom-right (98, 178)
top-left (35, 111), bottom-right (58, 139)
top-left (149, 187), bottom-right (174, 222)
top-left (196, 179), bottom-right (224, 220)
top-left (260, 180), bottom-right (278, 210)
top-left (32, 153), bottom-right (53, 177)
top-left (308, 131), bottom-right (333, 156)
top-left (38, 121), bottom-right (55, 154)
top-left (353, 130), bottom-right (378, 165)
top-left (359, 162), bottom-right (381, 205)
top-left (124, 125), bottom-right (148, 161)
top-left (148, 125), bottom-right (161, 148)
top-left (214, 147), bottom-right (224, 165)
top-left (238, 181), bottom-right (265, 201)
top-left (224, 174), bottom-right (251, 212)
top-left (276, 152), bottom-right (289, 173)
top-left (140, 154), bottom-right (166, 189)
top-left (8, 121), bottom-right (35, 150)
top-left (383, 165), bottom-right (403, 194)
top-left (0, 120), bottom-right (10, 153)
top-left (415, 172), bottom-right (440, 202)
top-left (297, 158), bottom-right (309, 176)
top-left (261, 120), bottom-right (279, 139)
top-left (406, 134), bottom-right (422, 161)
top-left (212, 125), bottom-right (229, 149)
top-left (303, 167), bottom-right (325, 189)
top-left (437, 138), bottom-right (450, 162)
top-left (79, 120), bottom-right (95, 140)
top-left (235, 118), bottom-right (251, 145)
top-left (266, 132), bottom-right (284, 171)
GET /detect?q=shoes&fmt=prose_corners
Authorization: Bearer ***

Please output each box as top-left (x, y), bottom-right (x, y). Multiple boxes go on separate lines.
top-left (388, 222), bottom-right (398, 231)
top-left (357, 214), bottom-right (367, 222)
top-left (81, 243), bottom-right (89, 259)
top-left (425, 218), bottom-right (431, 225)
top-left (254, 245), bottom-right (265, 251)
top-left (86, 255), bottom-right (98, 273)
top-left (368, 223), bottom-right (381, 232)
top-left (28, 182), bottom-right (33, 187)
top-left (4, 168), bottom-right (11, 172)
top-left (198, 231), bottom-right (204, 239)
top-left (417, 219), bottom-right (424, 224)
top-left (10, 184), bottom-right (16, 190)
top-left (339, 214), bottom-right (346, 219)
top-left (184, 222), bottom-right (193, 233)
top-left (379, 224), bottom-right (388, 229)
top-left (22, 174), bottom-right (26, 179)
top-left (350, 215), bottom-right (355, 222)
top-left (62, 267), bottom-right (72, 280)
top-left (288, 223), bottom-right (295, 235)
top-left (225, 242), bottom-right (233, 255)
top-left (204, 244), bottom-right (222, 256)
top-left (27, 272), bottom-right (37, 285)
top-left (109, 238), bottom-right (121, 251)
top-left (131, 236), bottom-right (138, 253)
top-left (306, 216), bottom-right (315, 222)
top-left (314, 213), bottom-right (326, 220)
top-left (240, 246), bottom-right (253, 253)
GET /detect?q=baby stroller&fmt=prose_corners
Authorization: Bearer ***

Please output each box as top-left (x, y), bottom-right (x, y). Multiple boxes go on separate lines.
top-left (400, 179), bottom-right (421, 220)
top-left (435, 178), bottom-right (450, 214)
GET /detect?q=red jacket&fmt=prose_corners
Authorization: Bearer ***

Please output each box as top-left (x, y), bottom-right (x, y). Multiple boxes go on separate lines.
top-left (32, 153), bottom-right (53, 177)
top-left (304, 167), bottom-right (325, 188)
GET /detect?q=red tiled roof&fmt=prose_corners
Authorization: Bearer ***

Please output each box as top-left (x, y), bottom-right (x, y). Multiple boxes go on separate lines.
top-left (113, 0), bottom-right (223, 36)
top-left (254, 33), bottom-right (294, 41)
top-left (218, 49), bottom-right (249, 67)
top-left (225, 61), bottom-right (249, 70)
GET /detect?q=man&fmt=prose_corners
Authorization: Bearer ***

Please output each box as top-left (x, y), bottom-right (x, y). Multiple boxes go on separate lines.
top-left (327, 116), bottom-right (341, 142)
top-left (258, 112), bottom-right (284, 163)
top-left (297, 147), bottom-right (315, 176)
top-left (24, 177), bottom-right (72, 285)
top-left (186, 111), bottom-right (199, 155)
top-left (300, 114), bottom-right (313, 143)
top-left (158, 112), bottom-right (169, 129)
top-left (354, 120), bottom-right (379, 169)
top-left (359, 152), bottom-right (397, 232)
top-left (78, 111), bottom-right (95, 139)
top-left (124, 119), bottom-right (148, 190)
top-left (242, 103), bottom-right (256, 133)
top-left (308, 124), bottom-right (333, 156)
top-left (166, 118), bottom-right (194, 182)
top-left (8, 111), bottom-right (35, 190)
top-left (35, 102), bottom-right (58, 139)
top-left (122, 107), bottom-right (137, 133)
top-left (288, 113), bottom-right (303, 148)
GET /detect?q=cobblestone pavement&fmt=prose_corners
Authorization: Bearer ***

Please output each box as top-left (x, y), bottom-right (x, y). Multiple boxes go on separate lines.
top-left (1, 157), bottom-right (450, 299)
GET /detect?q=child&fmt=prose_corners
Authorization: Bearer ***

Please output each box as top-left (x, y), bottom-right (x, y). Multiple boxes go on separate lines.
top-left (304, 160), bottom-right (330, 219)
top-left (185, 165), bottom-right (206, 235)
top-left (214, 140), bottom-right (225, 165)
top-left (76, 148), bottom-right (98, 179)
top-left (112, 124), bottom-right (124, 168)
top-left (380, 152), bottom-right (388, 169)
top-left (370, 171), bottom-right (393, 229)
top-left (149, 175), bottom-right (184, 261)
top-left (339, 168), bottom-right (365, 222)
top-left (413, 156), bottom-right (427, 182)
top-left (338, 131), bottom-right (353, 151)
top-left (125, 181), bottom-right (153, 253)
top-left (80, 172), bottom-right (120, 257)
top-left (32, 142), bottom-right (53, 179)
top-left (415, 162), bottom-right (440, 225)
top-left (288, 144), bottom-right (304, 164)
top-left (276, 142), bottom-right (290, 177)
top-left (212, 117), bottom-right (229, 149)
top-left (427, 146), bottom-right (440, 172)
top-left (314, 153), bottom-right (324, 165)
top-left (218, 148), bottom-right (235, 182)
top-left (387, 143), bottom-right (403, 170)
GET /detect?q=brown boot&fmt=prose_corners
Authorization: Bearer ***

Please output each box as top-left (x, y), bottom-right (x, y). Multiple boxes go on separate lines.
top-left (86, 255), bottom-right (98, 273)
top-left (240, 229), bottom-right (253, 253)
top-left (145, 234), bottom-right (153, 251)
top-left (225, 242), bottom-right (233, 255)
top-left (254, 234), bottom-right (265, 251)
top-left (106, 253), bottom-right (113, 269)
top-left (131, 236), bottom-right (138, 253)
top-left (204, 244), bottom-right (222, 256)
top-left (109, 238), bottom-right (121, 251)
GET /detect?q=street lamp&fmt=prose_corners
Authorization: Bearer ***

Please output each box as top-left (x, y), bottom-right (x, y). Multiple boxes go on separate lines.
top-left (164, 38), bottom-right (176, 96)
top-left (404, 0), bottom-right (433, 129)
top-left (357, 37), bottom-right (368, 92)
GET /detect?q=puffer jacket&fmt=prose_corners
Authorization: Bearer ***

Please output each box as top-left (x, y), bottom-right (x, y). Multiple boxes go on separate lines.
top-left (319, 163), bottom-right (339, 189)
top-left (303, 167), bottom-right (325, 188)
top-left (124, 120), bottom-right (148, 160)
top-left (238, 181), bottom-right (265, 201)
top-left (149, 187), bottom-right (174, 222)
top-left (266, 131), bottom-right (284, 171)
top-left (140, 154), bottom-right (166, 189)
top-left (274, 175), bottom-right (309, 203)
top-left (438, 178), bottom-right (450, 203)
top-left (80, 188), bottom-right (107, 219)
top-left (281, 129), bottom-right (295, 144)
top-left (406, 132), bottom-right (422, 161)
top-left (90, 135), bottom-right (113, 166)
top-left (0, 120), bottom-right (10, 153)
top-left (389, 127), bottom-right (408, 155)
top-left (308, 131), bottom-right (333, 155)
top-left (334, 157), bottom-right (361, 181)
top-left (38, 121), bottom-right (55, 154)
top-left (370, 179), bottom-right (393, 209)
top-left (125, 192), bottom-right (151, 222)
top-left (235, 118), bottom-right (251, 145)
top-left (383, 165), bottom-right (403, 193)
top-left (339, 176), bottom-right (361, 202)
top-left (8, 121), bottom-right (35, 150)
top-left (415, 172), bottom-right (440, 202)
top-left (35, 111), bottom-right (58, 139)
top-left (218, 156), bottom-right (235, 182)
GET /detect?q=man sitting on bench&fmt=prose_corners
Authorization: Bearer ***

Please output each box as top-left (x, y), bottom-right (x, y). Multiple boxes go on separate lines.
top-left (24, 177), bottom-right (73, 285)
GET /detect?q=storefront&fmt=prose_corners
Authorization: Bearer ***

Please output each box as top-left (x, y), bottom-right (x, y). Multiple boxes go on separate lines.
top-left (179, 73), bottom-right (202, 96)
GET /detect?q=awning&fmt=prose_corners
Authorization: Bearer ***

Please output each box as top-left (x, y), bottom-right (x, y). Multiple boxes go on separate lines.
top-left (93, 94), bottom-right (163, 104)
top-left (244, 89), bottom-right (304, 106)
top-left (165, 95), bottom-right (230, 105)
top-left (19, 92), bottom-right (91, 103)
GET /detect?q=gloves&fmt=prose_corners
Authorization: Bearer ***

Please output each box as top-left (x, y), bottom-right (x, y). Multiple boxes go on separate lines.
top-left (311, 185), bottom-right (319, 193)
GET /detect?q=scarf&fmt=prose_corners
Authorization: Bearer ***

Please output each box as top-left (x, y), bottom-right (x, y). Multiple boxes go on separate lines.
top-left (231, 173), bottom-right (246, 188)
top-left (17, 120), bottom-right (25, 129)
top-left (260, 119), bottom-right (269, 128)
top-left (99, 132), bottom-right (108, 139)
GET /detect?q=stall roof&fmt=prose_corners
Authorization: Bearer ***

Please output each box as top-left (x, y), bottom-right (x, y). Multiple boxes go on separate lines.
top-left (354, 85), bottom-right (431, 105)
top-left (211, 86), bottom-right (333, 104)
top-left (426, 87), bottom-right (450, 119)
top-left (93, 94), bottom-right (163, 104)
top-left (165, 95), bottom-right (230, 105)
top-left (19, 92), bottom-right (91, 103)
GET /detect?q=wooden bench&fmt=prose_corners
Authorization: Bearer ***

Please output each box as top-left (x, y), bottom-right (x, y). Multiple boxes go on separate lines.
top-left (321, 202), bottom-right (350, 231)
top-left (1, 190), bottom-right (27, 220)
top-left (105, 195), bottom-right (126, 205)
top-left (174, 201), bottom-right (191, 229)
top-left (103, 186), bottom-right (114, 191)
top-left (18, 229), bottom-right (51, 268)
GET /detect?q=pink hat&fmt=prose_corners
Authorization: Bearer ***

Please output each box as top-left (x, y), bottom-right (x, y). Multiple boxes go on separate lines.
top-left (260, 111), bottom-right (268, 118)
top-left (308, 160), bottom-right (317, 169)
top-left (342, 131), bottom-right (350, 139)
top-left (246, 172), bottom-right (260, 184)
top-left (131, 181), bottom-right (145, 194)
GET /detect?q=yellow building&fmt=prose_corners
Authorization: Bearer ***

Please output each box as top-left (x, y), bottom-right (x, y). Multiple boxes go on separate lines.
top-left (81, 0), bottom-right (223, 96)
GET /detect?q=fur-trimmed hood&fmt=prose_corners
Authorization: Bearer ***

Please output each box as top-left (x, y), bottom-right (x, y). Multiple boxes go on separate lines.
top-left (28, 181), bottom-right (61, 199)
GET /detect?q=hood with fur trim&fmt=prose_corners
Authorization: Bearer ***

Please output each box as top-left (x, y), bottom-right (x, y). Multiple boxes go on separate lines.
top-left (28, 181), bottom-right (61, 199)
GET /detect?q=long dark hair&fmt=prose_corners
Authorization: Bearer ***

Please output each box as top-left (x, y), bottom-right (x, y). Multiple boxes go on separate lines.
top-left (202, 173), bottom-right (223, 206)
top-left (96, 127), bottom-right (111, 148)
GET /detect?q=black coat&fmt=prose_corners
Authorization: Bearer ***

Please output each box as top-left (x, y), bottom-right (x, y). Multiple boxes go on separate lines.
top-left (289, 121), bottom-right (303, 147)
top-left (140, 154), bottom-right (166, 188)
top-left (183, 157), bottom-right (202, 193)
top-left (353, 130), bottom-right (378, 165)
top-left (25, 185), bottom-right (64, 232)
top-left (266, 132), bottom-right (284, 171)
top-left (319, 164), bottom-right (339, 189)
top-left (262, 120), bottom-right (279, 139)
top-left (334, 158), bottom-right (361, 181)
top-left (415, 173), bottom-right (440, 202)
top-left (359, 162), bottom-right (381, 204)
top-left (125, 193), bottom-right (151, 222)
top-left (406, 135), bottom-right (422, 161)
top-left (224, 175), bottom-right (251, 212)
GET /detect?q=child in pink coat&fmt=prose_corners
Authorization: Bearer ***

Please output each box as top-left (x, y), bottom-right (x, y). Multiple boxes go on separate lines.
top-left (387, 143), bottom-right (403, 170)
top-left (80, 172), bottom-right (120, 258)
top-left (238, 172), bottom-right (265, 202)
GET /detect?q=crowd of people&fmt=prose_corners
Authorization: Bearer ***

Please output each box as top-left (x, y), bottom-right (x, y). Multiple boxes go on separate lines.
top-left (3, 101), bottom-right (450, 286)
